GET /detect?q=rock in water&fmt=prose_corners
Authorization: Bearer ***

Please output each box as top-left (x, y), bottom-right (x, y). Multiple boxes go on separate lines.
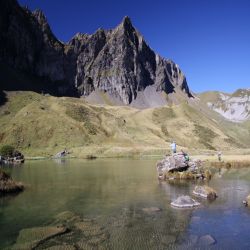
top-left (156, 153), bottom-right (189, 179)
top-left (198, 234), bottom-right (216, 246)
top-left (243, 194), bottom-right (250, 206)
top-left (193, 185), bottom-right (217, 200)
top-left (0, 169), bottom-right (24, 194)
top-left (171, 195), bottom-right (200, 208)
top-left (11, 226), bottom-right (68, 250)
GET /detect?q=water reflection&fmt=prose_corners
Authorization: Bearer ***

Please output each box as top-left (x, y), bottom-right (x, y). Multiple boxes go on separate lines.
top-left (0, 160), bottom-right (250, 249)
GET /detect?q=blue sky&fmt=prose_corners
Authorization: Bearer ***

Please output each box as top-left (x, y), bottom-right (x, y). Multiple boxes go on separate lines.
top-left (18, 0), bottom-right (250, 93)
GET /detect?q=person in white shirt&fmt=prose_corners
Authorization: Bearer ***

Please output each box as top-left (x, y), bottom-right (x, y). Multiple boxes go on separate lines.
top-left (170, 141), bottom-right (176, 154)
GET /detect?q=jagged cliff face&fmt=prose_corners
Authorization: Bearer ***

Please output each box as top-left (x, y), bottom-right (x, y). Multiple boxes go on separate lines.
top-left (71, 17), bottom-right (192, 104)
top-left (0, 0), bottom-right (192, 104)
top-left (0, 1), bottom-right (65, 81)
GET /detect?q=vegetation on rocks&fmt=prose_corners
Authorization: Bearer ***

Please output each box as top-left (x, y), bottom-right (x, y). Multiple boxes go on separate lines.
top-left (0, 169), bottom-right (24, 194)
top-left (0, 145), bottom-right (15, 157)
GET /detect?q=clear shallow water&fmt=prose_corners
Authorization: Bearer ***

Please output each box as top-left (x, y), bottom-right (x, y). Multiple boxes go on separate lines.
top-left (0, 159), bottom-right (250, 249)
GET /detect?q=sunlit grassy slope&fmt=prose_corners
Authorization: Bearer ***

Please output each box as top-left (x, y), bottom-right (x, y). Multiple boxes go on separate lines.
top-left (0, 91), bottom-right (249, 158)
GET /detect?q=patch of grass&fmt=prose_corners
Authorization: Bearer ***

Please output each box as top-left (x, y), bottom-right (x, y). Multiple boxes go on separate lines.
top-left (66, 104), bottom-right (98, 135)
top-left (193, 124), bottom-right (217, 150)
top-left (152, 107), bottom-right (176, 124)
top-left (161, 124), bottom-right (169, 137)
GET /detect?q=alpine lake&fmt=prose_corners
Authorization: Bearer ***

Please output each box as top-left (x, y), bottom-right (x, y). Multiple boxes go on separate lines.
top-left (1, 158), bottom-right (250, 249)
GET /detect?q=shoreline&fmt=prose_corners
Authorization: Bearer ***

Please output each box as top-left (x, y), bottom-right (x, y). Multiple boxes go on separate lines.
top-left (23, 153), bottom-right (250, 165)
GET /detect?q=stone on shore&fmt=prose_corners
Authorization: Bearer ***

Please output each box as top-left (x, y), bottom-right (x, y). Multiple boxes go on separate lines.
top-left (193, 185), bottom-right (217, 200)
top-left (171, 195), bottom-right (200, 208)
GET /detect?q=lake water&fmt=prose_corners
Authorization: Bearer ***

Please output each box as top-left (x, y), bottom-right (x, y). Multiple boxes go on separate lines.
top-left (1, 159), bottom-right (250, 249)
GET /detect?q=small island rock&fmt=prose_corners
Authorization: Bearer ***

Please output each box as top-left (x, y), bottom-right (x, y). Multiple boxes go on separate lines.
top-left (193, 185), bottom-right (217, 200)
top-left (171, 195), bottom-right (200, 208)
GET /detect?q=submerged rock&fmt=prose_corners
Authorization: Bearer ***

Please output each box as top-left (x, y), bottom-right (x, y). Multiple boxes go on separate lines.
top-left (171, 195), bottom-right (200, 208)
top-left (44, 245), bottom-right (76, 250)
top-left (198, 234), bottom-right (216, 246)
top-left (193, 185), bottom-right (217, 200)
top-left (11, 226), bottom-right (68, 250)
top-left (142, 207), bottom-right (162, 213)
top-left (0, 169), bottom-right (24, 194)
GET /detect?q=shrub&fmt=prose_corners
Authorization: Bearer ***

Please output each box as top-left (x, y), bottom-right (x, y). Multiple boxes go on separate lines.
top-left (0, 145), bottom-right (15, 157)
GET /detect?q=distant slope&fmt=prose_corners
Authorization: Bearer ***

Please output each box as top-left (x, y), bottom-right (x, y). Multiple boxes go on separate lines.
top-left (0, 91), bottom-right (249, 157)
top-left (199, 89), bottom-right (250, 122)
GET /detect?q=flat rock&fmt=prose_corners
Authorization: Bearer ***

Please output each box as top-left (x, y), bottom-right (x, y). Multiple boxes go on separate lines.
top-left (171, 195), bottom-right (200, 208)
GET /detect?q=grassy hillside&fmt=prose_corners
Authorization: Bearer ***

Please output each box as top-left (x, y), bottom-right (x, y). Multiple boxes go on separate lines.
top-left (0, 91), bottom-right (249, 158)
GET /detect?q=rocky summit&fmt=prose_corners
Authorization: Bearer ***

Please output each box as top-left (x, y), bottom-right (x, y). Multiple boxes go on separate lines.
top-left (0, 0), bottom-right (192, 104)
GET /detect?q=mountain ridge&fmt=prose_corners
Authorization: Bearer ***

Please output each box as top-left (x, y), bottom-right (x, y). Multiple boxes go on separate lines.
top-left (199, 89), bottom-right (250, 122)
top-left (0, 0), bottom-right (192, 105)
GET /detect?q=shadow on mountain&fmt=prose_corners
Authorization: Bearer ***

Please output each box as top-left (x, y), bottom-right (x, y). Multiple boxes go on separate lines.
top-left (0, 90), bottom-right (7, 106)
top-left (0, 63), bottom-right (78, 99)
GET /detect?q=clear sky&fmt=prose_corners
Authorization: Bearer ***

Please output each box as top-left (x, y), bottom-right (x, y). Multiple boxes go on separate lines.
top-left (18, 0), bottom-right (250, 93)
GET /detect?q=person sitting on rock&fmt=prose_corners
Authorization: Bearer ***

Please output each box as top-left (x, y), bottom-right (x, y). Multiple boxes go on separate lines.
top-left (181, 149), bottom-right (189, 161)
top-left (170, 141), bottom-right (176, 154)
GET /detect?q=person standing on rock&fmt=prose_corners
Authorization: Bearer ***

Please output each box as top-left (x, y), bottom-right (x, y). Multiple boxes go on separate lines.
top-left (170, 141), bottom-right (176, 154)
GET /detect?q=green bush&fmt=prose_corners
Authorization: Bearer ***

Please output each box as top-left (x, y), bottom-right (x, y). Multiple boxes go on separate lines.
top-left (0, 145), bottom-right (15, 157)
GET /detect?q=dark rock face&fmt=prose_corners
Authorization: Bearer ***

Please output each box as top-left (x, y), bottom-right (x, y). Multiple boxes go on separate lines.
top-left (0, 1), bottom-right (192, 104)
top-left (0, 0), bottom-right (70, 94)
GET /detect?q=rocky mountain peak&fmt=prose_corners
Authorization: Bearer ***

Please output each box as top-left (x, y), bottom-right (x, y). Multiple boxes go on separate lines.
top-left (121, 16), bottom-right (133, 29)
top-left (1, 0), bottom-right (193, 105)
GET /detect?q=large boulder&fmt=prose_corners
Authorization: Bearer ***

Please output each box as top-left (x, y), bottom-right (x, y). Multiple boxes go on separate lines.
top-left (193, 185), bottom-right (217, 200)
top-left (156, 153), bottom-right (188, 179)
top-left (156, 153), bottom-right (200, 180)
top-left (171, 195), bottom-right (200, 208)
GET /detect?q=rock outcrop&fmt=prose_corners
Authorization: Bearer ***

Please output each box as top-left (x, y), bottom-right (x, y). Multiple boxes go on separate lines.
top-left (0, 0), bottom-right (192, 105)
